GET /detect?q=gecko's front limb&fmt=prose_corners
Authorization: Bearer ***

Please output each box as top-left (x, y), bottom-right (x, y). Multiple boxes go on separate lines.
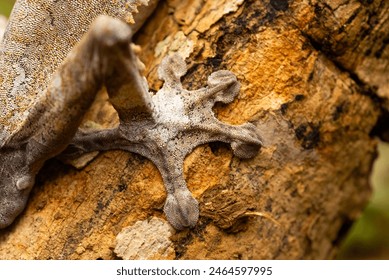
top-left (62, 54), bottom-right (263, 230)
top-left (0, 16), bottom-right (142, 228)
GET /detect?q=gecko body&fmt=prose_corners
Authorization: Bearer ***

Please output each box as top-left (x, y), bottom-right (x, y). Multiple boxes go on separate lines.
top-left (0, 0), bottom-right (157, 144)
top-left (0, 0), bottom-right (262, 230)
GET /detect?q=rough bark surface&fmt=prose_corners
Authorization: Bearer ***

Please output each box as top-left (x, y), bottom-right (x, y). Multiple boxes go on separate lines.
top-left (0, 0), bottom-right (388, 259)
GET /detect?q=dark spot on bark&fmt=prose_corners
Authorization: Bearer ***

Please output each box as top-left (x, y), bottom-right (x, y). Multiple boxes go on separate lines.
top-left (314, 4), bottom-right (323, 14)
top-left (280, 103), bottom-right (289, 115)
top-left (220, 0), bottom-right (279, 37)
top-left (118, 183), bottom-right (127, 192)
top-left (295, 123), bottom-right (321, 149)
top-left (280, 95), bottom-right (305, 115)
top-left (206, 55), bottom-right (223, 68)
top-left (332, 103), bottom-right (345, 121)
top-left (368, 13), bottom-right (379, 26)
top-left (252, 9), bottom-right (262, 19)
top-left (48, 10), bottom-right (55, 25)
top-left (375, 48), bottom-right (383, 58)
top-left (374, 36), bottom-right (389, 59)
top-left (295, 124), bottom-right (307, 140)
top-left (308, 70), bottom-right (314, 81)
top-left (235, 16), bottom-right (247, 28)
top-left (95, 200), bottom-right (105, 212)
top-left (234, 17), bottom-right (248, 35)
top-left (264, 12), bottom-right (275, 23)
top-left (233, 26), bottom-right (244, 35)
top-left (93, 191), bottom-right (115, 215)
top-left (360, 0), bottom-right (374, 5)
top-left (265, 198), bottom-right (273, 212)
top-left (304, 126), bottom-right (320, 149)
top-left (35, 200), bottom-right (47, 211)
top-left (187, 82), bottom-right (194, 89)
top-left (270, 0), bottom-right (289, 11)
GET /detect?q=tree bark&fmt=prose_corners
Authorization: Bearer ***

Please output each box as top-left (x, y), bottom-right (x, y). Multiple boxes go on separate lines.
top-left (0, 0), bottom-right (388, 259)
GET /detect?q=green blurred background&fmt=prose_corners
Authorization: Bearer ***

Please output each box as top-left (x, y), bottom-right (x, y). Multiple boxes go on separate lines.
top-left (338, 142), bottom-right (389, 259)
top-left (0, 0), bottom-right (14, 16)
top-left (1, 1), bottom-right (389, 260)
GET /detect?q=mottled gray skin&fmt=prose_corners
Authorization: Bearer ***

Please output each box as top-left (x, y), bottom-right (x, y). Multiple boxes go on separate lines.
top-left (0, 0), bottom-right (262, 230)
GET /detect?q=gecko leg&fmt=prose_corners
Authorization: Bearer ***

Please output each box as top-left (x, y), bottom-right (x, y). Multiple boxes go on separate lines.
top-left (0, 15), bottom-right (143, 228)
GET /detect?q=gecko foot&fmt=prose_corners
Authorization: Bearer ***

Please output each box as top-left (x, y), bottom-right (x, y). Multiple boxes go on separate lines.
top-left (63, 54), bottom-right (262, 230)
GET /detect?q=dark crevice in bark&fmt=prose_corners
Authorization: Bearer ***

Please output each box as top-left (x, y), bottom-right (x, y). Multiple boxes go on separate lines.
top-left (370, 109), bottom-right (389, 142)
top-left (295, 0), bottom-right (388, 108)
top-left (303, 32), bottom-right (384, 105)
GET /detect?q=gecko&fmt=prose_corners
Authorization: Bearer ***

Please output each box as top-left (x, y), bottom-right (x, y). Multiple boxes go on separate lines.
top-left (0, 0), bottom-right (262, 230)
